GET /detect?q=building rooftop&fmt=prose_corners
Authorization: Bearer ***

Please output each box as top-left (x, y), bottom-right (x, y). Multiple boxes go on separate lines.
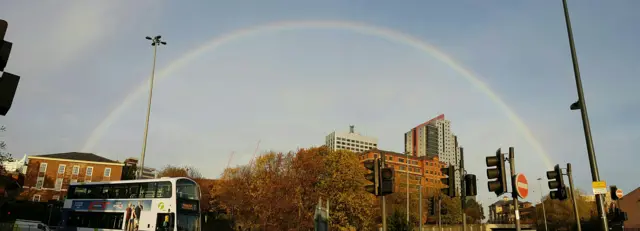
top-left (32, 152), bottom-right (121, 164)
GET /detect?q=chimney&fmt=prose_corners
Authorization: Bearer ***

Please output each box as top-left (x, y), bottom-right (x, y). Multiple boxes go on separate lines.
top-left (349, 125), bottom-right (355, 133)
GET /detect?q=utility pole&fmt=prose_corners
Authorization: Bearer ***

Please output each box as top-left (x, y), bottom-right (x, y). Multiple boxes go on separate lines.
top-left (567, 163), bottom-right (582, 231)
top-left (537, 178), bottom-right (548, 231)
top-left (381, 152), bottom-right (387, 231)
top-left (561, 1), bottom-right (608, 229)
top-left (438, 196), bottom-right (442, 231)
top-left (139, 35), bottom-right (167, 179)
top-left (460, 147), bottom-right (467, 231)
top-left (508, 147), bottom-right (521, 231)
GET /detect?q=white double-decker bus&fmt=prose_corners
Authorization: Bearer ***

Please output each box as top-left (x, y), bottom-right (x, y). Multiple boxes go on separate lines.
top-left (59, 177), bottom-right (201, 231)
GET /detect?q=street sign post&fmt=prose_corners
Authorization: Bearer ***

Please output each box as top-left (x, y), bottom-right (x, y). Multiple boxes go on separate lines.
top-left (615, 189), bottom-right (623, 199)
top-left (514, 173), bottom-right (529, 199)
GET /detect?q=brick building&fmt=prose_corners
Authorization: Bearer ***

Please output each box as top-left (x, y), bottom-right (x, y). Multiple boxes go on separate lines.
top-left (21, 152), bottom-right (124, 202)
top-left (619, 187), bottom-right (640, 228)
top-left (358, 149), bottom-right (447, 195)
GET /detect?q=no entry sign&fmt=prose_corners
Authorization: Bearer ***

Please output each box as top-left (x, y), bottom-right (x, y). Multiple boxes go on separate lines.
top-left (616, 189), bottom-right (624, 199)
top-left (515, 173), bottom-right (529, 199)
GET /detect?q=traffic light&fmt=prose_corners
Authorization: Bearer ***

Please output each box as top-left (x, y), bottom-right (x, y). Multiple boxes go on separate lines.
top-left (428, 197), bottom-right (436, 215)
top-left (440, 165), bottom-right (456, 197)
top-left (364, 158), bottom-right (380, 196)
top-left (379, 167), bottom-right (394, 196)
top-left (1, 19), bottom-right (11, 71)
top-left (465, 174), bottom-right (477, 196)
top-left (0, 72), bottom-right (19, 116)
top-left (486, 149), bottom-right (508, 196)
top-left (0, 19), bottom-right (20, 116)
top-left (546, 164), bottom-right (568, 200)
top-left (610, 185), bottom-right (620, 200)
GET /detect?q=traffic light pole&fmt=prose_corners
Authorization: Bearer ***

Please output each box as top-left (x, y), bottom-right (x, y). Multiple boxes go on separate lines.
top-left (561, 1), bottom-right (608, 230)
top-left (567, 163), bottom-right (582, 231)
top-left (381, 156), bottom-right (387, 231)
top-left (419, 184), bottom-right (423, 231)
top-left (460, 147), bottom-right (467, 231)
top-left (508, 147), bottom-right (521, 231)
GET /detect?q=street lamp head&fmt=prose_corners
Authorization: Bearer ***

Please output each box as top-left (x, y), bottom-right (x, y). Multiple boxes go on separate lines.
top-left (155, 35), bottom-right (162, 40)
top-left (145, 36), bottom-right (152, 40)
top-left (151, 42), bottom-right (156, 46)
top-left (160, 41), bottom-right (167, 45)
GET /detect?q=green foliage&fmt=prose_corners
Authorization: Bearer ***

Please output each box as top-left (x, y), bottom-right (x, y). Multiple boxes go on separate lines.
top-left (387, 209), bottom-right (415, 231)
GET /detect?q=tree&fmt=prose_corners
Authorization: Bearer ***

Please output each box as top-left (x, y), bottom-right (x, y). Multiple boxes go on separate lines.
top-left (387, 209), bottom-right (414, 231)
top-left (536, 190), bottom-right (596, 230)
top-left (0, 125), bottom-right (13, 174)
top-left (464, 198), bottom-right (485, 224)
top-left (213, 147), bottom-right (379, 230)
top-left (158, 165), bottom-right (203, 179)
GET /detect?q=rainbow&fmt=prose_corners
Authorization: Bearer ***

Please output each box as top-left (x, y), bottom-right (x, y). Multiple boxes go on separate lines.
top-left (80, 20), bottom-right (553, 168)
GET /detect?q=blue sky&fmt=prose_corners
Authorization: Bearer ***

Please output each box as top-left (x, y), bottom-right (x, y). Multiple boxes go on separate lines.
top-left (1, 0), bottom-right (639, 206)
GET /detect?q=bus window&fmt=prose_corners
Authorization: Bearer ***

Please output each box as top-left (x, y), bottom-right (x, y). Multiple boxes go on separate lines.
top-left (129, 183), bottom-right (140, 198)
top-left (87, 185), bottom-right (103, 198)
top-left (176, 179), bottom-right (199, 200)
top-left (66, 211), bottom-right (124, 229)
top-left (110, 184), bottom-right (126, 198)
top-left (155, 213), bottom-right (175, 231)
top-left (155, 181), bottom-right (172, 198)
top-left (101, 185), bottom-right (110, 198)
top-left (69, 185), bottom-right (87, 199)
top-left (140, 182), bottom-right (157, 198)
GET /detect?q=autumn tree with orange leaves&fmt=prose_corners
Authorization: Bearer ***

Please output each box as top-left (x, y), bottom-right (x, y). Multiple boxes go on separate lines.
top-left (212, 146), bottom-right (378, 230)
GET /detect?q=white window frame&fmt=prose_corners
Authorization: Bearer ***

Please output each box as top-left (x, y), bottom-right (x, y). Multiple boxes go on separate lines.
top-left (52, 195), bottom-right (60, 201)
top-left (86, 166), bottom-right (93, 176)
top-left (39, 163), bottom-right (48, 173)
top-left (72, 165), bottom-right (80, 175)
top-left (35, 177), bottom-right (44, 190)
top-left (54, 178), bottom-right (63, 191)
top-left (104, 167), bottom-right (111, 177)
top-left (71, 179), bottom-right (78, 184)
top-left (33, 195), bottom-right (40, 202)
top-left (57, 164), bottom-right (66, 174)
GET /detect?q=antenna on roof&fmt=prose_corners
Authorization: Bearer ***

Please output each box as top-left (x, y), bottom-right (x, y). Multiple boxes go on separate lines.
top-left (349, 125), bottom-right (355, 133)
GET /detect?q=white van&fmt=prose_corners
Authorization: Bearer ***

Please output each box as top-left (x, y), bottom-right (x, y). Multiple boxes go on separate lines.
top-left (12, 219), bottom-right (50, 231)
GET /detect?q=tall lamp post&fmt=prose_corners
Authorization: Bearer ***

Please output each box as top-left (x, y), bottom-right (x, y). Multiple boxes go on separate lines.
top-left (561, 1), bottom-right (608, 230)
top-left (537, 178), bottom-right (548, 231)
top-left (139, 35), bottom-right (167, 179)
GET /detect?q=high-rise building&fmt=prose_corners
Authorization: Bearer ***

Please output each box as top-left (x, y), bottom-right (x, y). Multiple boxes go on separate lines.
top-left (325, 125), bottom-right (378, 152)
top-left (404, 114), bottom-right (461, 195)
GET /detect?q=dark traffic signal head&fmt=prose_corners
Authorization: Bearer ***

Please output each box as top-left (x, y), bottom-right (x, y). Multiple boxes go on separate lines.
top-left (465, 174), bottom-right (477, 196)
top-left (364, 158), bottom-right (381, 196)
top-left (379, 167), bottom-right (394, 196)
top-left (610, 185), bottom-right (620, 200)
top-left (440, 165), bottom-right (456, 197)
top-left (486, 148), bottom-right (508, 196)
top-left (546, 164), bottom-right (568, 200)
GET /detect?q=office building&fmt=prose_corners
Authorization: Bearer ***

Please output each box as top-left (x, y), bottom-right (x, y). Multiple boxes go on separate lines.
top-left (325, 125), bottom-right (378, 152)
top-left (404, 114), bottom-right (461, 195)
top-left (358, 149), bottom-right (446, 196)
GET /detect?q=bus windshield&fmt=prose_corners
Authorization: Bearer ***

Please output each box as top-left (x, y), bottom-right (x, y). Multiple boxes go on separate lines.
top-left (176, 179), bottom-right (200, 200)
